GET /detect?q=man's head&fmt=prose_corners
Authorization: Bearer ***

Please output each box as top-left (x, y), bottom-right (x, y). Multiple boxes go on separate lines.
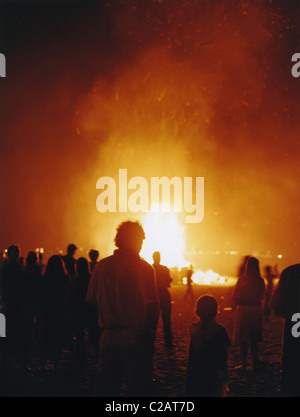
top-left (115, 221), bottom-right (145, 254)
top-left (89, 249), bottom-right (99, 262)
top-left (7, 245), bottom-right (20, 263)
top-left (67, 244), bottom-right (77, 257)
top-left (152, 251), bottom-right (161, 264)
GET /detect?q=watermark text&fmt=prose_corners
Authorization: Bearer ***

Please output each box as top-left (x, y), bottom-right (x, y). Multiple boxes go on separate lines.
top-left (0, 53), bottom-right (6, 77)
top-left (0, 313), bottom-right (6, 337)
top-left (96, 169), bottom-right (204, 224)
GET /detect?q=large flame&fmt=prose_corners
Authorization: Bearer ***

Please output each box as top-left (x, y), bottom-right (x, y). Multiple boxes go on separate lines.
top-left (191, 269), bottom-right (227, 286)
top-left (140, 204), bottom-right (228, 285)
top-left (140, 204), bottom-right (189, 268)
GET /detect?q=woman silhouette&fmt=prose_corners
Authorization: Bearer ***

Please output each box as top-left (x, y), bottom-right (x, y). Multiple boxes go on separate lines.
top-left (233, 257), bottom-right (265, 372)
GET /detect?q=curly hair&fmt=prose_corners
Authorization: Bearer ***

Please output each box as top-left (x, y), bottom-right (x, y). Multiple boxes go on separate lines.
top-left (114, 221), bottom-right (145, 250)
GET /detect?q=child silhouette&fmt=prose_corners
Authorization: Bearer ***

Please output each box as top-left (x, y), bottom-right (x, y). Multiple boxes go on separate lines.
top-left (186, 295), bottom-right (231, 397)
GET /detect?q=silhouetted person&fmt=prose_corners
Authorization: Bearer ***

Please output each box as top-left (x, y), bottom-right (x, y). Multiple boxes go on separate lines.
top-left (72, 257), bottom-right (100, 363)
top-left (18, 256), bottom-right (25, 271)
top-left (263, 265), bottom-right (278, 320)
top-left (184, 265), bottom-right (194, 303)
top-left (0, 251), bottom-right (6, 272)
top-left (88, 249), bottom-right (99, 274)
top-left (0, 245), bottom-right (23, 353)
top-left (272, 264), bottom-right (300, 396)
top-left (63, 244), bottom-right (77, 280)
top-left (86, 221), bottom-right (159, 397)
top-left (186, 295), bottom-right (230, 397)
top-left (39, 255), bottom-right (70, 370)
top-left (62, 244), bottom-right (78, 347)
top-left (152, 251), bottom-right (174, 347)
top-left (233, 257), bottom-right (265, 372)
top-left (38, 252), bottom-right (46, 274)
top-left (21, 251), bottom-right (42, 371)
top-left (237, 255), bottom-right (251, 279)
top-left (0, 245), bottom-right (23, 388)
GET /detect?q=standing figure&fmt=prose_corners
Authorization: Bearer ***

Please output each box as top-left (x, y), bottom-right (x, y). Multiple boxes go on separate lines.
top-left (0, 245), bottom-right (23, 354)
top-left (263, 265), bottom-right (278, 319)
top-left (233, 257), bottom-right (265, 372)
top-left (72, 257), bottom-right (100, 362)
top-left (152, 251), bottom-right (175, 347)
top-left (184, 265), bottom-right (194, 303)
top-left (186, 295), bottom-right (230, 397)
top-left (39, 255), bottom-right (70, 370)
top-left (0, 245), bottom-right (23, 387)
top-left (272, 264), bottom-right (300, 396)
top-left (0, 251), bottom-right (6, 272)
top-left (88, 249), bottom-right (99, 274)
top-left (62, 244), bottom-right (78, 346)
top-left (86, 221), bottom-right (159, 397)
top-left (21, 251), bottom-right (42, 371)
top-left (62, 244), bottom-right (77, 280)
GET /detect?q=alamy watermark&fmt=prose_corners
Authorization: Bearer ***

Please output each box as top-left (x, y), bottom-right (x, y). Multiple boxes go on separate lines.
top-left (291, 53), bottom-right (300, 78)
top-left (291, 313), bottom-right (300, 338)
top-left (96, 169), bottom-right (204, 224)
top-left (0, 53), bottom-right (6, 77)
top-left (0, 313), bottom-right (6, 337)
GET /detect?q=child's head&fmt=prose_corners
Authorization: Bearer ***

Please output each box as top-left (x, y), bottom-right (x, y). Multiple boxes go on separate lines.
top-left (196, 295), bottom-right (218, 322)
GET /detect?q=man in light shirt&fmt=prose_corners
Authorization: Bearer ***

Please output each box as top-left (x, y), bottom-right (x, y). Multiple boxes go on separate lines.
top-left (86, 221), bottom-right (159, 397)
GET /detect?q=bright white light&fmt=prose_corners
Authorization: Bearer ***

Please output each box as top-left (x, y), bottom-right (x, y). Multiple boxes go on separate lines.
top-left (140, 205), bottom-right (189, 268)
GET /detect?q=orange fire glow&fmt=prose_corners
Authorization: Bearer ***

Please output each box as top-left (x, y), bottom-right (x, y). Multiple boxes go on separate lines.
top-left (140, 204), bottom-right (228, 285)
top-left (140, 204), bottom-right (189, 268)
top-left (191, 269), bottom-right (227, 286)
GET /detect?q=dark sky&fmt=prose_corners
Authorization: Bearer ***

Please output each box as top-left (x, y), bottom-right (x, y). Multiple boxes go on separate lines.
top-left (0, 0), bottom-right (299, 272)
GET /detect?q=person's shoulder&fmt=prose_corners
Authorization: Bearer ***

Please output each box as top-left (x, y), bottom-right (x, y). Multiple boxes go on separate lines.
top-left (139, 257), bottom-right (155, 274)
top-left (215, 323), bottom-right (228, 333)
top-left (160, 264), bottom-right (170, 273)
top-left (215, 323), bottom-right (231, 342)
top-left (0, 260), bottom-right (9, 271)
top-left (154, 264), bottom-right (170, 275)
top-left (100, 255), bottom-right (114, 266)
top-left (282, 264), bottom-right (300, 275)
top-left (189, 322), bottom-right (201, 335)
top-left (92, 255), bottom-right (114, 272)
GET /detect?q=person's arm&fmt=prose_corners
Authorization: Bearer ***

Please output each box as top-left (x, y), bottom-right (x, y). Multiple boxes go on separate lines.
top-left (165, 266), bottom-right (172, 287)
top-left (140, 263), bottom-right (160, 333)
top-left (217, 328), bottom-right (231, 377)
top-left (85, 267), bottom-right (98, 305)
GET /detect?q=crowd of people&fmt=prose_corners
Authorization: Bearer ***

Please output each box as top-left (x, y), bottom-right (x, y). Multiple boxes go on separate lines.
top-left (0, 221), bottom-right (300, 397)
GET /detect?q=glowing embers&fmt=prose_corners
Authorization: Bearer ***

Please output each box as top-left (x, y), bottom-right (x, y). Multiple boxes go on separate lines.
top-left (140, 205), bottom-right (189, 269)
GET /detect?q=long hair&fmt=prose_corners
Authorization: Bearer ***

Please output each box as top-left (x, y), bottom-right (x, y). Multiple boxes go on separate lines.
top-left (26, 251), bottom-right (38, 269)
top-left (76, 257), bottom-right (90, 279)
top-left (245, 257), bottom-right (262, 281)
top-left (43, 255), bottom-right (69, 298)
top-left (234, 257), bottom-right (264, 305)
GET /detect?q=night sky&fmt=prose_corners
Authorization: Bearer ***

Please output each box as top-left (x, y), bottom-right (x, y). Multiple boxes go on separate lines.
top-left (0, 0), bottom-right (299, 273)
